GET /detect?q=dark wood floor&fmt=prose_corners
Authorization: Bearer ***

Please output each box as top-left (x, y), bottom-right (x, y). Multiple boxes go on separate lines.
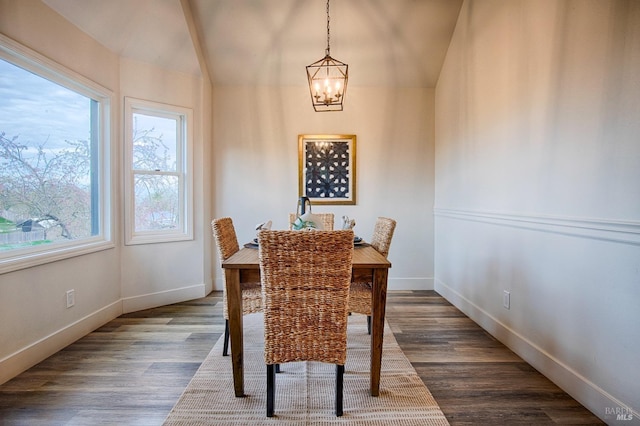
top-left (386, 291), bottom-right (603, 425)
top-left (0, 290), bottom-right (603, 425)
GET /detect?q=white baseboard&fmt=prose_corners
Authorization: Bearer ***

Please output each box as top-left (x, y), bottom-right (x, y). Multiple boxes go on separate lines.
top-left (435, 279), bottom-right (639, 424)
top-left (0, 300), bottom-right (122, 385)
top-left (1, 284), bottom-right (208, 386)
top-left (121, 283), bottom-right (206, 313)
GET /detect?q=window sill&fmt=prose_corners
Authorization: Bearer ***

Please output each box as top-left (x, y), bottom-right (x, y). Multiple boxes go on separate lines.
top-left (0, 239), bottom-right (116, 275)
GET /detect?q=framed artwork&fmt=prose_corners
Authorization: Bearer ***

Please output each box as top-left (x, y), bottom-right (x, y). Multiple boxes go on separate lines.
top-left (298, 134), bottom-right (356, 205)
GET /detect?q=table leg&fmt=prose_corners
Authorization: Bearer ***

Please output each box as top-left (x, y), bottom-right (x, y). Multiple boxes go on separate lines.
top-left (225, 268), bottom-right (244, 397)
top-left (370, 267), bottom-right (388, 396)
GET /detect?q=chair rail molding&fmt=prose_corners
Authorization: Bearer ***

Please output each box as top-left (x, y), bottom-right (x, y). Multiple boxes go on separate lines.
top-left (433, 208), bottom-right (640, 246)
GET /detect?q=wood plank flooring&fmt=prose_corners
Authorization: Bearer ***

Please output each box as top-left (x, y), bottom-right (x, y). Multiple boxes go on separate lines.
top-left (385, 291), bottom-right (604, 425)
top-left (0, 290), bottom-right (603, 425)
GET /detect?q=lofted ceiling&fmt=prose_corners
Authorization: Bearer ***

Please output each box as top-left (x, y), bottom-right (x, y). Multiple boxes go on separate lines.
top-left (42, 0), bottom-right (463, 88)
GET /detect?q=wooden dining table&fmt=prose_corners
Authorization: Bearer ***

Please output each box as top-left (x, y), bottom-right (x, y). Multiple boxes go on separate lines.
top-left (222, 242), bottom-right (391, 398)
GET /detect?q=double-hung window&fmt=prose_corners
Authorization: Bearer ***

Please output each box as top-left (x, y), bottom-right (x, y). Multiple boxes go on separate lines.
top-left (124, 97), bottom-right (193, 245)
top-left (0, 35), bottom-right (112, 273)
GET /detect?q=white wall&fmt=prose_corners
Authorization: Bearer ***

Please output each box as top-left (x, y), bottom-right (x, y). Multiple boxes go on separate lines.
top-left (0, 0), bottom-right (212, 383)
top-left (211, 85), bottom-right (435, 291)
top-left (435, 0), bottom-right (640, 422)
top-left (119, 58), bottom-right (211, 312)
top-left (0, 0), bottom-right (122, 384)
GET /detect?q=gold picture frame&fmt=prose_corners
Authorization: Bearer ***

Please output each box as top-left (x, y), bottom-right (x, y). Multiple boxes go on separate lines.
top-left (298, 134), bottom-right (356, 205)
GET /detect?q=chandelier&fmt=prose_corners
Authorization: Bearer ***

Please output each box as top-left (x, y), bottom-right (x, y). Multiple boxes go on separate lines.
top-left (306, 0), bottom-right (348, 112)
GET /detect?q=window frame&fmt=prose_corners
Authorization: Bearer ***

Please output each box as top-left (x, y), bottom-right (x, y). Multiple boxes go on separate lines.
top-left (123, 97), bottom-right (194, 245)
top-left (0, 34), bottom-right (114, 274)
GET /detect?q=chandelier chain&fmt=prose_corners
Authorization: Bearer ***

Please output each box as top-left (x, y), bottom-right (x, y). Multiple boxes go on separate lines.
top-left (326, 0), bottom-right (331, 56)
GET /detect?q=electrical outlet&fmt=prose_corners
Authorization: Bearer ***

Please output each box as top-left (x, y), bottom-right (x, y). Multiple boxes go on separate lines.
top-left (66, 289), bottom-right (75, 308)
top-left (503, 290), bottom-right (510, 310)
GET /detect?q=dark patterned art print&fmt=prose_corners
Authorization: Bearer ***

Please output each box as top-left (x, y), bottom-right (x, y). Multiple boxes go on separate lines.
top-left (305, 141), bottom-right (349, 198)
top-left (298, 135), bottom-right (356, 205)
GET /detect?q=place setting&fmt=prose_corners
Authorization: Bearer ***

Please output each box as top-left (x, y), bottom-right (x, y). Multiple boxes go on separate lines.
top-left (244, 213), bottom-right (367, 248)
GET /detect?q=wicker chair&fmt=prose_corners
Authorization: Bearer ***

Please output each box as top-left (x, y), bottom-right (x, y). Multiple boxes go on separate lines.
top-left (258, 229), bottom-right (354, 417)
top-left (349, 217), bottom-right (397, 334)
top-left (288, 212), bottom-right (334, 230)
top-left (211, 217), bottom-right (262, 357)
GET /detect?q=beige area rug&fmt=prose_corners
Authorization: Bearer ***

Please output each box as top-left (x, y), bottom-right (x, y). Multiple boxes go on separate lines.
top-left (164, 312), bottom-right (449, 425)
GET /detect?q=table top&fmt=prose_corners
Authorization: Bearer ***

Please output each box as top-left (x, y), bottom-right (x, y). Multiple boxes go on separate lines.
top-left (222, 244), bottom-right (391, 269)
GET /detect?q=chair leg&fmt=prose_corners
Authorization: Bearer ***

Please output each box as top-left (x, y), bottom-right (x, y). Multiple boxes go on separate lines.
top-left (367, 315), bottom-right (371, 335)
top-left (336, 364), bottom-right (344, 417)
top-left (276, 364), bottom-right (281, 373)
top-left (267, 364), bottom-right (276, 417)
top-left (223, 319), bottom-right (230, 356)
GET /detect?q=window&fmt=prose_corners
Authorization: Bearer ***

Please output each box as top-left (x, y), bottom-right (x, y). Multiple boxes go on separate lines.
top-left (0, 35), bottom-right (112, 273)
top-left (124, 97), bottom-right (193, 245)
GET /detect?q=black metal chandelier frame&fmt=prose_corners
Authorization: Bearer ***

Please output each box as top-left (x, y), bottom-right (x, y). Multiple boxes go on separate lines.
top-left (306, 0), bottom-right (348, 112)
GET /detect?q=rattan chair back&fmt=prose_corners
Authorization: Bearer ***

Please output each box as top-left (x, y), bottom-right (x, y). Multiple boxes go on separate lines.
top-left (211, 217), bottom-right (262, 356)
top-left (288, 213), bottom-right (335, 231)
top-left (211, 217), bottom-right (240, 262)
top-left (259, 229), bottom-right (353, 365)
top-left (370, 217), bottom-right (397, 258)
top-left (348, 217), bottom-right (397, 321)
